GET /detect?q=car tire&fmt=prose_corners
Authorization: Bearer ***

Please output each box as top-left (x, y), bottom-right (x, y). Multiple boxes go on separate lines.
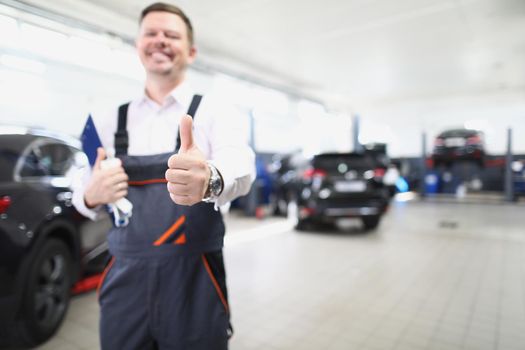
top-left (11, 239), bottom-right (72, 347)
top-left (276, 198), bottom-right (289, 216)
top-left (295, 219), bottom-right (310, 231)
top-left (362, 215), bottom-right (381, 231)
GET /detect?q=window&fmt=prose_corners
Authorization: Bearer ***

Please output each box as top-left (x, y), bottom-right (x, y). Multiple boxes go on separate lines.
top-left (19, 141), bottom-right (76, 178)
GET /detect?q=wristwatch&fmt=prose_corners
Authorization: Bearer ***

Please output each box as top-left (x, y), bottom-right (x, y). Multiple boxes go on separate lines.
top-left (202, 162), bottom-right (223, 202)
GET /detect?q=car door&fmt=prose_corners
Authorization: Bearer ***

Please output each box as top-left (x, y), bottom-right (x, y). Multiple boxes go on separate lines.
top-left (15, 137), bottom-right (109, 272)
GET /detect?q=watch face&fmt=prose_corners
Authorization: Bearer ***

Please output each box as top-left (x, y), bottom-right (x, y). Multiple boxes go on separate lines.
top-left (207, 163), bottom-right (223, 198)
top-left (210, 175), bottom-right (222, 196)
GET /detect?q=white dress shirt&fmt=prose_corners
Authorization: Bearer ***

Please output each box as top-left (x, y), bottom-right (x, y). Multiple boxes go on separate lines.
top-left (72, 82), bottom-right (255, 220)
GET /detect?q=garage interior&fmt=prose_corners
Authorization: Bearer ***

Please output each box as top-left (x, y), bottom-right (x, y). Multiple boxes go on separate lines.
top-left (40, 203), bottom-right (525, 350)
top-left (0, 0), bottom-right (524, 349)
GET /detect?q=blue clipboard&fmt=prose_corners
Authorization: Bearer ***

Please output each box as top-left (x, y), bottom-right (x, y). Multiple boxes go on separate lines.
top-left (80, 115), bottom-right (103, 167)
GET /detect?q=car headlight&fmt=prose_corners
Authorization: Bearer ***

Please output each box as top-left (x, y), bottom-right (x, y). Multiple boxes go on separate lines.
top-left (319, 188), bottom-right (331, 199)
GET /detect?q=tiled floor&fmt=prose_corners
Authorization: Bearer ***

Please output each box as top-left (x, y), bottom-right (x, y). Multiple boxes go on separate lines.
top-left (36, 198), bottom-right (525, 350)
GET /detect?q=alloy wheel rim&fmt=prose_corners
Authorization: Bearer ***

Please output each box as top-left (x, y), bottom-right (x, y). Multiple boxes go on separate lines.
top-left (34, 254), bottom-right (68, 328)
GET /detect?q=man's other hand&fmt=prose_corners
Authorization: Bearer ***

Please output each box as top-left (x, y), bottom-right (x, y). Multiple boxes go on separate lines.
top-left (84, 148), bottom-right (129, 208)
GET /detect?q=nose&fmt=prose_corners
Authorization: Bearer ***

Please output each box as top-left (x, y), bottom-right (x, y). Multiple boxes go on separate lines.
top-left (152, 32), bottom-right (168, 46)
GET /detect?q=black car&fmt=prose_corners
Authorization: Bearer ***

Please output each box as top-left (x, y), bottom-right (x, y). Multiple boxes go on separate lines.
top-left (432, 128), bottom-right (485, 166)
top-left (0, 126), bottom-right (110, 348)
top-left (290, 152), bottom-right (390, 231)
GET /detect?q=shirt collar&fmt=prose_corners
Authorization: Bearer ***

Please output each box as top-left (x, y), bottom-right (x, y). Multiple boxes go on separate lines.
top-left (138, 81), bottom-right (195, 110)
top-left (169, 81), bottom-right (195, 111)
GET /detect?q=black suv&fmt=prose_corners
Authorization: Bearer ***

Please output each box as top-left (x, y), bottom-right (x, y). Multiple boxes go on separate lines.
top-left (290, 152), bottom-right (390, 231)
top-left (0, 126), bottom-right (110, 348)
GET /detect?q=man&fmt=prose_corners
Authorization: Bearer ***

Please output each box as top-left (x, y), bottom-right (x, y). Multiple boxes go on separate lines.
top-left (72, 3), bottom-right (255, 349)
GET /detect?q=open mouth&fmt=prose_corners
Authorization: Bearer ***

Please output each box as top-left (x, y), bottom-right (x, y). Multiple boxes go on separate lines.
top-left (148, 51), bottom-right (174, 62)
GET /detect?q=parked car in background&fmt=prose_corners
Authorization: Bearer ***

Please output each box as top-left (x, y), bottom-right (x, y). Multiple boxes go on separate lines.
top-left (268, 151), bottom-right (306, 216)
top-left (432, 128), bottom-right (485, 166)
top-left (0, 126), bottom-right (110, 348)
top-left (290, 152), bottom-right (390, 231)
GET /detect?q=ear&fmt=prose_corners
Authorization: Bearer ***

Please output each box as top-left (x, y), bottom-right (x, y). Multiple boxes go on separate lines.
top-left (187, 46), bottom-right (197, 64)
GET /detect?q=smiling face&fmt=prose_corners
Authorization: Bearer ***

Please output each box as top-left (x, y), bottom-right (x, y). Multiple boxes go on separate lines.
top-left (136, 11), bottom-right (196, 80)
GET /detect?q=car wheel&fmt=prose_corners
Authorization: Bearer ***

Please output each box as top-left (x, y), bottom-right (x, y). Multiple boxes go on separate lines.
top-left (276, 198), bottom-right (289, 216)
top-left (295, 219), bottom-right (310, 231)
top-left (362, 215), bottom-right (381, 231)
top-left (18, 239), bottom-right (72, 347)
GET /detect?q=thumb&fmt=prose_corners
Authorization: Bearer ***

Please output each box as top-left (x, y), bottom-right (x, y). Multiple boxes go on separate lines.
top-left (179, 114), bottom-right (194, 153)
top-left (93, 147), bottom-right (106, 169)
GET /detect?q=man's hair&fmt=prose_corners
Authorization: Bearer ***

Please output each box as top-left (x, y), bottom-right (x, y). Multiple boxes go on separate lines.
top-left (140, 2), bottom-right (194, 45)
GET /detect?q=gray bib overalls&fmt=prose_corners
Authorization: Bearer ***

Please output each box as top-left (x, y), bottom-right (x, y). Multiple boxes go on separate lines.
top-left (97, 96), bottom-right (231, 350)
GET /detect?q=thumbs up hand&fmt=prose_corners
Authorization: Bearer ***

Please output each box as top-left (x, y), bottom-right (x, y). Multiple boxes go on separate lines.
top-left (84, 147), bottom-right (129, 208)
top-left (166, 115), bottom-right (210, 206)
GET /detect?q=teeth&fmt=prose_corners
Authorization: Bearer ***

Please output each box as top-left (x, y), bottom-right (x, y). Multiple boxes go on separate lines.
top-left (151, 52), bottom-right (170, 61)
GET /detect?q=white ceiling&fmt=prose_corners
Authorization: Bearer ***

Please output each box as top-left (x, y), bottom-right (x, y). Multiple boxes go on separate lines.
top-left (14, 0), bottom-right (525, 111)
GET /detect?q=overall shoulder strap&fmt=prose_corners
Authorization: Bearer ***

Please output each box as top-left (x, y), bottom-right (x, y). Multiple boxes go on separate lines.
top-left (176, 95), bottom-right (202, 152)
top-left (186, 94), bottom-right (202, 118)
top-left (114, 103), bottom-right (130, 156)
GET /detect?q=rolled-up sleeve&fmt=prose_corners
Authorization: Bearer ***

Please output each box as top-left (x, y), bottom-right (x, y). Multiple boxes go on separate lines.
top-left (71, 164), bottom-right (103, 220)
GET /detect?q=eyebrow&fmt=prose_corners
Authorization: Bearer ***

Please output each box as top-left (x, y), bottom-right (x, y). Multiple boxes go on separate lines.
top-left (142, 28), bottom-right (181, 35)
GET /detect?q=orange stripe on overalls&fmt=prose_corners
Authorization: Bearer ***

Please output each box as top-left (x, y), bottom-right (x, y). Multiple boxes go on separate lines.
top-left (153, 215), bottom-right (186, 246)
top-left (201, 255), bottom-right (229, 314)
top-left (173, 233), bottom-right (187, 245)
top-left (129, 179), bottom-right (168, 186)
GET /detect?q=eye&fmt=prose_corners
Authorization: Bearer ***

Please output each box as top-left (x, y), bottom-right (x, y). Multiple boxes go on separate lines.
top-left (165, 32), bottom-right (180, 39)
top-left (144, 31), bottom-right (157, 37)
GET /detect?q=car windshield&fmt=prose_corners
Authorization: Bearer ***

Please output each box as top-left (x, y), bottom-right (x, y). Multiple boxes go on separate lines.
top-left (439, 129), bottom-right (479, 138)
